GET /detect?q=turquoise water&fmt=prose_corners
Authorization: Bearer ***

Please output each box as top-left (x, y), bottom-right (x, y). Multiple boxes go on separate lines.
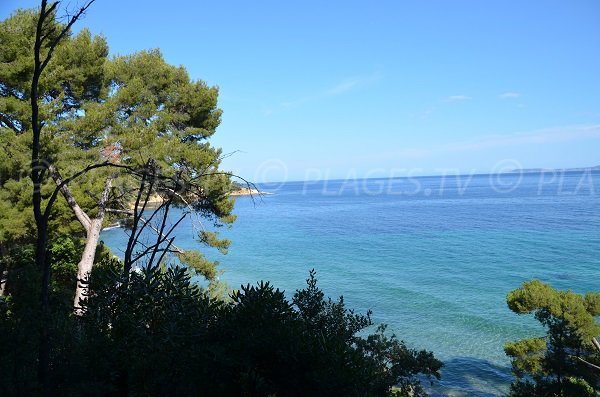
top-left (101, 171), bottom-right (600, 396)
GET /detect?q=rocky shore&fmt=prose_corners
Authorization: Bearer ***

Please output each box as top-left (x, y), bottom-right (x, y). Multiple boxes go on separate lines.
top-left (229, 187), bottom-right (272, 196)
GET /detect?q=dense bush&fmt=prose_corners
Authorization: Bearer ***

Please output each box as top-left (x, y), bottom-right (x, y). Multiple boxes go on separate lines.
top-left (0, 265), bottom-right (442, 396)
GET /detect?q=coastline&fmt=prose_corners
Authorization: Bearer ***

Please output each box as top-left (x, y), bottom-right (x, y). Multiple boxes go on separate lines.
top-left (104, 189), bottom-right (272, 231)
top-left (229, 188), bottom-right (272, 196)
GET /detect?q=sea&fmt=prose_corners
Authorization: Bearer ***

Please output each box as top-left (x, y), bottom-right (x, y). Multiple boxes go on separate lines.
top-left (100, 170), bottom-right (600, 396)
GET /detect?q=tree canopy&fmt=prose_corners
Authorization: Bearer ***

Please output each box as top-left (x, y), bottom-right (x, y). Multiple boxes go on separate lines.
top-left (0, 7), bottom-right (236, 302)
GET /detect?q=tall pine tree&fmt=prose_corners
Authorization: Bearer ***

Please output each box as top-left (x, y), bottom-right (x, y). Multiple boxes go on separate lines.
top-left (0, 6), bottom-right (236, 309)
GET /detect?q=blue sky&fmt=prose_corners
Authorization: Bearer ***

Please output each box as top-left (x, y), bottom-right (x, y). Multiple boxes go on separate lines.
top-left (2, 0), bottom-right (600, 181)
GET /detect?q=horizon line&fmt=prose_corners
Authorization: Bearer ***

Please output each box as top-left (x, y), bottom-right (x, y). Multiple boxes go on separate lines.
top-left (252, 165), bottom-right (600, 185)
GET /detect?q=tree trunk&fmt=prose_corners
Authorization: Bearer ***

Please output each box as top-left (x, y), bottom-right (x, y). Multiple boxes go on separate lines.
top-left (0, 269), bottom-right (6, 297)
top-left (35, 222), bottom-right (51, 389)
top-left (29, 1), bottom-right (98, 389)
top-left (73, 217), bottom-right (103, 313)
top-left (48, 164), bottom-right (114, 312)
top-left (0, 245), bottom-right (7, 297)
top-left (72, 177), bottom-right (112, 314)
top-left (48, 164), bottom-right (92, 230)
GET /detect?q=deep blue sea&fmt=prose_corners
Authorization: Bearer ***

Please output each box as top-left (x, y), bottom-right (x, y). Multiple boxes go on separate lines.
top-left (101, 170), bottom-right (600, 396)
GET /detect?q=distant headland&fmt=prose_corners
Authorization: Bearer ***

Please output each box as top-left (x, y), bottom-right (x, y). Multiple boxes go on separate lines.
top-left (509, 165), bottom-right (600, 173)
top-left (229, 187), bottom-right (272, 196)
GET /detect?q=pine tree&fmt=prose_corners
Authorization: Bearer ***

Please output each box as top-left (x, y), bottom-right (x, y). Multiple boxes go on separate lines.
top-left (505, 280), bottom-right (600, 396)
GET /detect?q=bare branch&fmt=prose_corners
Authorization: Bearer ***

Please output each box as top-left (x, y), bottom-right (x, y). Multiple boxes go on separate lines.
top-left (130, 173), bottom-right (169, 253)
top-left (156, 236), bottom-right (175, 268)
top-left (39, 1), bottom-right (97, 74)
top-left (593, 337), bottom-right (600, 353)
top-left (130, 212), bottom-right (186, 266)
top-left (105, 208), bottom-right (186, 255)
top-left (575, 356), bottom-right (600, 372)
top-left (145, 191), bottom-right (176, 267)
top-left (138, 216), bottom-right (185, 254)
top-left (124, 164), bottom-right (152, 274)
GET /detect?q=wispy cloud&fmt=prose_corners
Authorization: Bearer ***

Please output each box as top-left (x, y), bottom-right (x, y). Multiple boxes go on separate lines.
top-left (396, 124), bottom-right (600, 159)
top-left (444, 95), bottom-right (471, 102)
top-left (500, 92), bottom-right (520, 99)
top-left (280, 96), bottom-right (311, 110)
top-left (267, 72), bottom-right (382, 115)
top-left (325, 79), bottom-right (361, 96)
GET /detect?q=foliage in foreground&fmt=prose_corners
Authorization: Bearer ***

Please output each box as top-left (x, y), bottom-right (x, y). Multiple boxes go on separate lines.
top-left (0, 266), bottom-right (442, 397)
top-left (505, 280), bottom-right (600, 397)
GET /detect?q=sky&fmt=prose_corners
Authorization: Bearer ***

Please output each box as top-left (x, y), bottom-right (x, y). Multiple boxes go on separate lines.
top-left (2, 0), bottom-right (600, 182)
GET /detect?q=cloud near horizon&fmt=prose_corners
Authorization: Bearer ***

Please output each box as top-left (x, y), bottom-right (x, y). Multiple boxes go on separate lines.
top-left (396, 124), bottom-right (600, 159)
top-left (500, 92), bottom-right (521, 99)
